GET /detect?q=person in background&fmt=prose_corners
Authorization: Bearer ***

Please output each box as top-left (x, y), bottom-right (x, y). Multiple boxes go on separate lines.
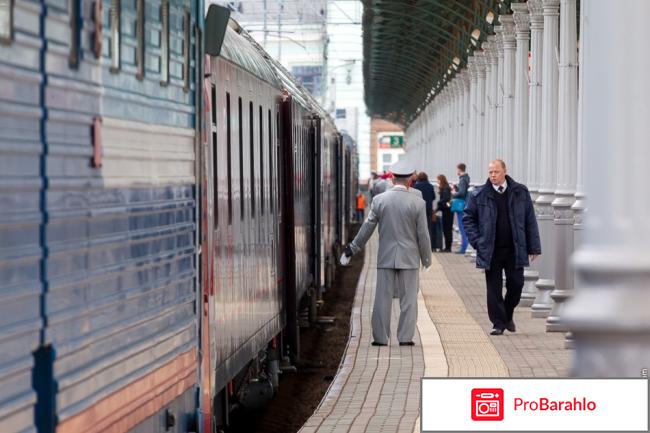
top-left (412, 172), bottom-right (436, 251)
top-left (368, 171), bottom-right (379, 201)
top-left (372, 172), bottom-right (393, 197)
top-left (355, 191), bottom-right (366, 221)
top-left (462, 160), bottom-right (541, 335)
top-left (436, 174), bottom-right (453, 252)
top-left (452, 163), bottom-right (470, 254)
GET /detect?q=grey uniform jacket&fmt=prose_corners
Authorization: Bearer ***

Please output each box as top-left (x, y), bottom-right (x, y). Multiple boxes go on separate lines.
top-left (350, 185), bottom-right (432, 269)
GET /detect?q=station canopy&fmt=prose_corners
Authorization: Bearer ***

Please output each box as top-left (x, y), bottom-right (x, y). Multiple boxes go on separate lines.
top-left (362, 0), bottom-right (504, 127)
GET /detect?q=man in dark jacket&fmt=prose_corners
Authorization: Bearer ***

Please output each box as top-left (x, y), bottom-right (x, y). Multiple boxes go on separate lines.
top-left (412, 172), bottom-right (436, 250)
top-left (462, 160), bottom-right (541, 335)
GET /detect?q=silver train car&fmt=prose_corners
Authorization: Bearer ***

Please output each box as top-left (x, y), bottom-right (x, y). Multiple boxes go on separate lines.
top-left (204, 14), bottom-right (353, 427)
top-left (0, 2), bottom-right (357, 432)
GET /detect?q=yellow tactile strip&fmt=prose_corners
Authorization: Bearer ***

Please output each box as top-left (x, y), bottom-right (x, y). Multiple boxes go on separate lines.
top-left (419, 256), bottom-right (510, 377)
top-left (435, 253), bottom-right (570, 377)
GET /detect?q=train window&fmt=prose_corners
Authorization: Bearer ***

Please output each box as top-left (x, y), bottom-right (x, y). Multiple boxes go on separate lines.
top-left (0, 0), bottom-right (13, 44)
top-left (212, 84), bottom-right (217, 225)
top-left (183, 9), bottom-right (190, 92)
top-left (160, 0), bottom-right (169, 85)
top-left (259, 105), bottom-right (264, 216)
top-left (267, 110), bottom-right (275, 214)
top-left (238, 97), bottom-right (244, 220)
top-left (135, 0), bottom-right (144, 80)
top-left (249, 101), bottom-right (255, 218)
top-left (69, 0), bottom-right (81, 68)
top-left (226, 92), bottom-right (232, 225)
top-left (110, 0), bottom-right (121, 72)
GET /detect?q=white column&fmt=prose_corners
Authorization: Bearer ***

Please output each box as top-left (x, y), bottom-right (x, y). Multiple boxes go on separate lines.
top-left (500, 14), bottom-right (516, 170)
top-left (467, 56), bottom-right (478, 179)
top-left (475, 50), bottom-right (487, 176)
top-left (571, 0), bottom-right (586, 286)
top-left (511, 2), bottom-right (535, 308)
top-left (532, 0), bottom-right (559, 319)
top-left (547, 0), bottom-right (578, 332)
top-left (485, 35), bottom-right (498, 164)
top-left (461, 71), bottom-right (471, 176)
top-left (564, 0), bottom-right (650, 377)
top-left (527, 0), bottom-right (543, 194)
top-left (512, 3), bottom-right (530, 184)
top-left (494, 25), bottom-right (505, 158)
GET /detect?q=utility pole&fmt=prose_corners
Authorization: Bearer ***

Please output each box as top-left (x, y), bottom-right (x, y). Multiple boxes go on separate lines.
top-left (278, 0), bottom-right (283, 63)
top-left (263, 0), bottom-right (267, 49)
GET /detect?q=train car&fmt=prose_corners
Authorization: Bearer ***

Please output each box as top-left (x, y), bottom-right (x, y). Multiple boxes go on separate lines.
top-left (0, 0), bottom-right (203, 432)
top-left (204, 14), bottom-right (284, 425)
top-left (0, 2), bottom-right (358, 432)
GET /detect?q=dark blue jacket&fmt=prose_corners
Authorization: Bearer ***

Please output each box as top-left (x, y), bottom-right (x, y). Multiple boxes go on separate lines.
top-left (462, 176), bottom-right (541, 269)
top-left (453, 173), bottom-right (470, 199)
top-left (413, 180), bottom-right (436, 215)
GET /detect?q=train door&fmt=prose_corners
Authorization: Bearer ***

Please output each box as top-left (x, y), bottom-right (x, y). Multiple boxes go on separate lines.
top-left (279, 96), bottom-right (298, 362)
top-left (309, 117), bottom-right (322, 322)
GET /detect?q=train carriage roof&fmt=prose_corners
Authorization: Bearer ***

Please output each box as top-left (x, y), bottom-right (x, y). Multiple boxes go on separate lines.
top-left (220, 23), bottom-right (282, 88)
top-left (217, 14), bottom-right (338, 130)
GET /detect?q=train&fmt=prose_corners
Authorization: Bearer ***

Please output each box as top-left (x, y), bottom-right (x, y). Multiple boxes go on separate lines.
top-left (0, 2), bottom-right (359, 433)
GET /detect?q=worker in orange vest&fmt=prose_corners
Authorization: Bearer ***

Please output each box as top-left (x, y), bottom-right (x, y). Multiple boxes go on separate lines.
top-left (356, 191), bottom-right (366, 221)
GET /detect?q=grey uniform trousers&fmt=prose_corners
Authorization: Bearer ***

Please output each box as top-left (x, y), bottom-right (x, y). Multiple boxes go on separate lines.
top-left (372, 268), bottom-right (419, 344)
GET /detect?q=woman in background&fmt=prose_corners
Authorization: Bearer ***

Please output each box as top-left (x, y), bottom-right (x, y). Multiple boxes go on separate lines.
top-left (436, 174), bottom-right (453, 252)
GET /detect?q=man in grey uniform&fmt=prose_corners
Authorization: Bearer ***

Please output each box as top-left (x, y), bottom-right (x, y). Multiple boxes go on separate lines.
top-left (342, 161), bottom-right (432, 346)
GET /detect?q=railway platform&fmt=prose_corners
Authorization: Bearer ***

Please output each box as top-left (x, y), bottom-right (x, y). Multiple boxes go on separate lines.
top-left (299, 234), bottom-right (570, 433)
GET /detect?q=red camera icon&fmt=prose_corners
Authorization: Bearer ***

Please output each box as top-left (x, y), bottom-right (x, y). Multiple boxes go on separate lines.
top-left (471, 388), bottom-right (504, 421)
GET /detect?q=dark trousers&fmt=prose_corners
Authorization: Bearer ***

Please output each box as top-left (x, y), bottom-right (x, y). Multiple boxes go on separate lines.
top-left (355, 209), bottom-right (364, 221)
top-left (485, 247), bottom-right (524, 329)
top-left (441, 209), bottom-right (453, 251)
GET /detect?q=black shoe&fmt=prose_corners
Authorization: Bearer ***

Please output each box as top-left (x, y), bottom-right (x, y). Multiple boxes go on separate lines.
top-left (399, 341), bottom-right (415, 346)
top-left (506, 320), bottom-right (516, 332)
top-left (371, 341), bottom-right (388, 346)
top-left (490, 328), bottom-right (505, 336)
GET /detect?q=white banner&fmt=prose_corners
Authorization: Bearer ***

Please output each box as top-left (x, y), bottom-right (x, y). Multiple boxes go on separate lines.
top-left (421, 378), bottom-right (648, 431)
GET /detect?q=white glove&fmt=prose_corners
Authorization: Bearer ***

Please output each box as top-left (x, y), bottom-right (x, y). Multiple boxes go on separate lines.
top-left (340, 252), bottom-right (351, 266)
top-left (422, 264), bottom-right (431, 273)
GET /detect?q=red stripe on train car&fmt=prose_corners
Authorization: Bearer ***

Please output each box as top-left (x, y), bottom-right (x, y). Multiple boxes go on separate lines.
top-left (57, 349), bottom-right (197, 433)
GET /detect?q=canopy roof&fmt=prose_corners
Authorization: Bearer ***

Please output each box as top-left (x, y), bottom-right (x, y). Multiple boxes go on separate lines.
top-left (362, 0), bottom-right (508, 127)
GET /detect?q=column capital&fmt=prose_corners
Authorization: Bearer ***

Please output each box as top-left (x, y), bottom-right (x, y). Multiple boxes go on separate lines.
top-left (460, 69), bottom-right (471, 88)
top-left (474, 50), bottom-right (487, 77)
top-left (512, 3), bottom-right (530, 36)
top-left (485, 36), bottom-right (499, 65)
top-left (499, 14), bottom-right (517, 49)
top-left (542, 0), bottom-right (560, 15)
top-left (467, 55), bottom-right (478, 80)
top-left (528, 0), bottom-right (544, 28)
top-left (494, 25), bottom-right (505, 56)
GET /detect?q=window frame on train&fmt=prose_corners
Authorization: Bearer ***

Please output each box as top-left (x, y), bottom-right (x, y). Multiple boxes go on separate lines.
top-left (259, 105), bottom-right (264, 216)
top-left (227, 92), bottom-right (233, 225)
top-left (110, 0), bottom-right (121, 72)
top-left (0, 0), bottom-right (13, 44)
top-left (183, 8), bottom-right (190, 92)
top-left (135, 0), bottom-right (145, 80)
top-left (238, 96), bottom-right (244, 221)
top-left (212, 84), bottom-right (218, 225)
top-left (69, 0), bottom-right (81, 68)
top-left (249, 101), bottom-right (255, 219)
top-left (160, 0), bottom-right (170, 85)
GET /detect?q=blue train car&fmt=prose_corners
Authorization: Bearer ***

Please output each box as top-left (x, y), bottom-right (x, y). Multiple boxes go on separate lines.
top-left (0, 1), bottom-right (43, 432)
top-left (0, 0), bottom-right (203, 432)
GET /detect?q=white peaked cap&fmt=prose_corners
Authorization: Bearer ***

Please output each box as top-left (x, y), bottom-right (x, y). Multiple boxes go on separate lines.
top-left (390, 159), bottom-right (417, 176)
